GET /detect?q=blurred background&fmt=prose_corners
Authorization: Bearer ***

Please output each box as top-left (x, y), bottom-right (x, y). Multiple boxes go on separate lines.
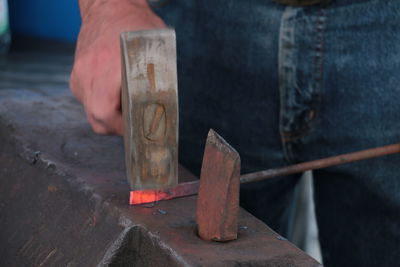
top-left (7, 0), bottom-right (81, 43)
top-left (0, 0), bottom-right (322, 263)
top-left (0, 0), bottom-right (80, 100)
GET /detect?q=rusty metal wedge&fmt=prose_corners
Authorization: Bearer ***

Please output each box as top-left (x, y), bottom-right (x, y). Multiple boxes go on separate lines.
top-left (196, 129), bottom-right (241, 242)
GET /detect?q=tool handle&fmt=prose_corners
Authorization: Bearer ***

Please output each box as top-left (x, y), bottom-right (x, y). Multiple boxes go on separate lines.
top-left (240, 143), bottom-right (400, 184)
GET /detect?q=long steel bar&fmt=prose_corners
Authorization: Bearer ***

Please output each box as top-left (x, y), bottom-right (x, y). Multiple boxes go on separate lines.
top-left (240, 143), bottom-right (400, 184)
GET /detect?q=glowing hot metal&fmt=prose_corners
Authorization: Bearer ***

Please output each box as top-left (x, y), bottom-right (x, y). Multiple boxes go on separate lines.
top-left (130, 181), bottom-right (199, 205)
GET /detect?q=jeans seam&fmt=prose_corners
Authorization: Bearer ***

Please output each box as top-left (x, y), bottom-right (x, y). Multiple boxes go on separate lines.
top-left (298, 7), bottom-right (326, 141)
top-left (314, 8), bottom-right (325, 86)
top-left (278, 6), bottom-right (301, 164)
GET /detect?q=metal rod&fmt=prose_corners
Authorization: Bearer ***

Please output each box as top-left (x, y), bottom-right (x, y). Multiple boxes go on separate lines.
top-left (133, 142), bottom-right (400, 203)
top-left (240, 143), bottom-right (400, 184)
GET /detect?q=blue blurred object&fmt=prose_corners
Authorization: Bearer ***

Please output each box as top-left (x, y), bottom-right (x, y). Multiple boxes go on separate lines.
top-left (0, 0), bottom-right (11, 54)
top-left (9, 0), bottom-right (81, 42)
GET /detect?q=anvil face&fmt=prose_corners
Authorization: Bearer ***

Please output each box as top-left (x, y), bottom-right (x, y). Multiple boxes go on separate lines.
top-left (120, 29), bottom-right (179, 192)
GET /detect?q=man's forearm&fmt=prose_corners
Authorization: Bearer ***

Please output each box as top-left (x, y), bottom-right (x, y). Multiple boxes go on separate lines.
top-left (78, 0), bottom-right (149, 21)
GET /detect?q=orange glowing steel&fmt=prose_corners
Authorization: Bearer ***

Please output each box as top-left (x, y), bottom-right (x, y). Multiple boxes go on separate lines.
top-left (129, 181), bottom-right (200, 205)
top-left (130, 190), bottom-right (168, 205)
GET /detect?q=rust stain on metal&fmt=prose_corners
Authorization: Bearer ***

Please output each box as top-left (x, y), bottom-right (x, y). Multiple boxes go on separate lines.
top-left (47, 185), bottom-right (58, 192)
top-left (197, 129), bottom-right (241, 242)
top-left (147, 63), bottom-right (156, 92)
top-left (143, 103), bottom-right (166, 141)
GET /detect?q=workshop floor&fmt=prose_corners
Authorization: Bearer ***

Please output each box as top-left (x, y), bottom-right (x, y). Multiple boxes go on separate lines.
top-left (0, 36), bottom-right (322, 263)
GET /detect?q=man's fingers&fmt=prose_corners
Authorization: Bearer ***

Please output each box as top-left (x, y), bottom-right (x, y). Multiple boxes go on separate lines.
top-left (86, 109), bottom-right (123, 135)
top-left (85, 82), bottom-right (123, 135)
top-left (69, 68), bottom-right (83, 103)
top-left (84, 51), bottom-right (124, 135)
top-left (85, 89), bottom-right (123, 135)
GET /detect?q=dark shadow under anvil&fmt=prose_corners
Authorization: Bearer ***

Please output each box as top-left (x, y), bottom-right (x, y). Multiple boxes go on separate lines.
top-left (0, 45), bottom-right (321, 267)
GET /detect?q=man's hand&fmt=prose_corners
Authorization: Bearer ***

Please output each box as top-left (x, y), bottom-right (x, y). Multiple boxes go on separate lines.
top-left (70, 0), bottom-right (166, 135)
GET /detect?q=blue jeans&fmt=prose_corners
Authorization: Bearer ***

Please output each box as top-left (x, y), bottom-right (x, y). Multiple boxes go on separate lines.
top-left (154, 0), bottom-right (400, 266)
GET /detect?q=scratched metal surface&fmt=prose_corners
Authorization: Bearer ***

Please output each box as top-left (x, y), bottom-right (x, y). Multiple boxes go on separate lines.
top-left (0, 38), bottom-right (321, 266)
